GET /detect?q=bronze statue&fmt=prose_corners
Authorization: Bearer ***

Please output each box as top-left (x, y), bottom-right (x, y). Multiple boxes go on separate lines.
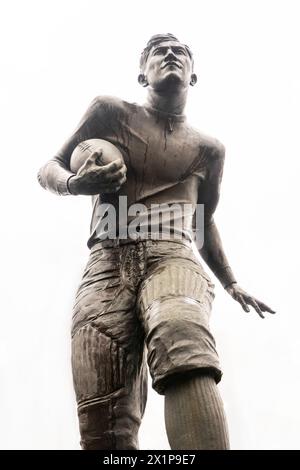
top-left (37, 33), bottom-right (275, 450)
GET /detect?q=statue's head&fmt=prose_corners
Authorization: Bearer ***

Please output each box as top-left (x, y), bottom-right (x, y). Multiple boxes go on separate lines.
top-left (138, 33), bottom-right (197, 91)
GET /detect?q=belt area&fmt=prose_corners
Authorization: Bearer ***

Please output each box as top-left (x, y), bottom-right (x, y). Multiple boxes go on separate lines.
top-left (90, 236), bottom-right (193, 251)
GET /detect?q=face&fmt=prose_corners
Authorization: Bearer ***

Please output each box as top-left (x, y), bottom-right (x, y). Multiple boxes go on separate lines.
top-left (142, 41), bottom-right (195, 91)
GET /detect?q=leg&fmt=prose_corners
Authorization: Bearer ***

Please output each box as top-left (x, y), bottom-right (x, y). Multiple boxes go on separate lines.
top-left (138, 240), bottom-right (227, 448)
top-left (164, 371), bottom-right (229, 450)
top-left (71, 244), bottom-right (147, 450)
top-left (72, 323), bottom-right (147, 450)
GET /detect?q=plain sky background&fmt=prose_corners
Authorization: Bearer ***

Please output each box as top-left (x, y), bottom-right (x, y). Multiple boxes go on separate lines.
top-left (1, 0), bottom-right (300, 450)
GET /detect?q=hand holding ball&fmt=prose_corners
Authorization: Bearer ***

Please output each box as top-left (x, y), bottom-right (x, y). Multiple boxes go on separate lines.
top-left (68, 139), bottom-right (127, 196)
top-left (70, 139), bottom-right (125, 173)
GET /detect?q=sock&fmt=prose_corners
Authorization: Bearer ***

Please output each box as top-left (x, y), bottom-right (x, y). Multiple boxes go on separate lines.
top-left (164, 372), bottom-right (230, 450)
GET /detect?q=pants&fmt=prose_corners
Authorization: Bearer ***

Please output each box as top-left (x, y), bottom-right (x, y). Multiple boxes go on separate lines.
top-left (71, 238), bottom-right (221, 450)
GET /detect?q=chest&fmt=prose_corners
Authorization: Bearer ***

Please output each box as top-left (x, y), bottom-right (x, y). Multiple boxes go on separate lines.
top-left (104, 112), bottom-right (202, 185)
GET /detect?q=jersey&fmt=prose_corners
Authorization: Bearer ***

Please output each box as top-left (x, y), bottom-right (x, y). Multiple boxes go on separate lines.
top-left (37, 96), bottom-right (225, 248)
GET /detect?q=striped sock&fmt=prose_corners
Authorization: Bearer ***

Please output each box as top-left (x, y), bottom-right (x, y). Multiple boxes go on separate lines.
top-left (164, 373), bottom-right (230, 450)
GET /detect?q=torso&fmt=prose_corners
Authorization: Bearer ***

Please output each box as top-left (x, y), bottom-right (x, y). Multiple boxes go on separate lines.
top-left (76, 97), bottom-right (220, 247)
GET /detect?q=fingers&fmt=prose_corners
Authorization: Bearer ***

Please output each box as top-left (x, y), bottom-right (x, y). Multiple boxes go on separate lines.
top-left (117, 175), bottom-right (127, 186)
top-left (109, 166), bottom-right (127, 182)
top-left (248, 299), bottom-right (265, 319)
top-left (236, 294), bottom-right (265, 318)
top-left (98, 160), bottom-right (127, 185)
top-left (236, 294), bottom-right (250, 313)
top-left (85, 152), bottom-right (125, 172)
top-left (83, 157), bottom-right (126, 185)
top-left (230, 285), bottom-right (275, 319)
top-left (238, 296), bottom-right (276, 319)
top-left (85, 150), bottom-right (103, 167)
top-left (100, 159), bottom-right (125, 175)
top-left (257, 301), bottom-right (276, 314)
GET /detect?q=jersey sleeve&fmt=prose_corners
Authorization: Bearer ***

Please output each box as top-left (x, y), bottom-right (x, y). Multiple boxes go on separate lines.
top-left (196, 138), bottom-right (226, 225)
top-left (37, 96), bottom-right (121, 195)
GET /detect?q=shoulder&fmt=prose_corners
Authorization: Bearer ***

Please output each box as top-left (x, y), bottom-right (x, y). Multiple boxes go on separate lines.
top-left (189, 126), bottom-right (225, 160)
top-left (91, 95), bottom-right (135, 115)
top-left (188, 127), bottom-right (225, 181)
top-left (200, 132), bottom-right (225, 161)
top-left (86, 96), bottom-right (140, 124)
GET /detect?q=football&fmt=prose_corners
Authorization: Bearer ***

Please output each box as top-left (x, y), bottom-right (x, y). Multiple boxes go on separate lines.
top-left (70, 139), bottom-right (124, 173)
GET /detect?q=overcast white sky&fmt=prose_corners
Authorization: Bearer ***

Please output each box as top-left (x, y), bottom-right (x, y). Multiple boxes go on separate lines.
top-left (1, 0), bottom-right (300, 450)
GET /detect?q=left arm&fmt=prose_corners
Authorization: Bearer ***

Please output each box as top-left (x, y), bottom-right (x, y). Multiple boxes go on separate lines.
top-left (197, 142), bottom-right (275, 318)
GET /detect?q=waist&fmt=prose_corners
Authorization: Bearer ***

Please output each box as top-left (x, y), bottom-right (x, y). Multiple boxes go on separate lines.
top-left (88, 198), bottom-right (198, 249)
top-left (89, 235), bottom-right (194, 252)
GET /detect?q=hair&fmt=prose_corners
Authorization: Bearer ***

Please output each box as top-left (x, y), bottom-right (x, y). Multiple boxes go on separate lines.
top-left (140, 33), bottom-right (193, 70)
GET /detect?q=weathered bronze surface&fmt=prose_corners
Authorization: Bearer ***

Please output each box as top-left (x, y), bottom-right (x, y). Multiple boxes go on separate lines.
top-left (38, 33), bottom-right (275, 450)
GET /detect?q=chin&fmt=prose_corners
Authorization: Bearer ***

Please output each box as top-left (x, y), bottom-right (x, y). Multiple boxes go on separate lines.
top-left (156, 73), bottom-right (184, 92)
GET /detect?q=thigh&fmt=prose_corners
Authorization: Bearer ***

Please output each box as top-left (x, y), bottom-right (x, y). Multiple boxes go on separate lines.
top-left (138, 241), bottom-right (221, 395)
top-left (71, 245), bottom-right (147, 449)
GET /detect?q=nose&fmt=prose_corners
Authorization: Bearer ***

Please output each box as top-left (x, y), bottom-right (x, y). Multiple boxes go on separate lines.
top-left (164, 48), bottom-right (177, 60)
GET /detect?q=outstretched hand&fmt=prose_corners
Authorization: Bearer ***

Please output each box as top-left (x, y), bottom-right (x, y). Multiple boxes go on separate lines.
top-left (225, 283), bottom-right (276, 319)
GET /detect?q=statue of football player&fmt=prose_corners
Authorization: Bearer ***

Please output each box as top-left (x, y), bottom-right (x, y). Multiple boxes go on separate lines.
top-left (38, 33), bottom-right (275, 450)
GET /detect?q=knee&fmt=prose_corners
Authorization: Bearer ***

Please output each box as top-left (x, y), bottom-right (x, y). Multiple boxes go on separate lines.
top-left (164, 368), bottom-right (217, 395)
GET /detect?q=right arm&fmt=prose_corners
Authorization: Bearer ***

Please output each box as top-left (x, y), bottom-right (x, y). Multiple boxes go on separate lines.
top-left (37, 97), bottom-right (126, 196)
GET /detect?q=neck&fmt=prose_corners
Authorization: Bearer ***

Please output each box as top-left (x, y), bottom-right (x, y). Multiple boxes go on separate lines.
top-left (145, 88), bottom-right (188, 115)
